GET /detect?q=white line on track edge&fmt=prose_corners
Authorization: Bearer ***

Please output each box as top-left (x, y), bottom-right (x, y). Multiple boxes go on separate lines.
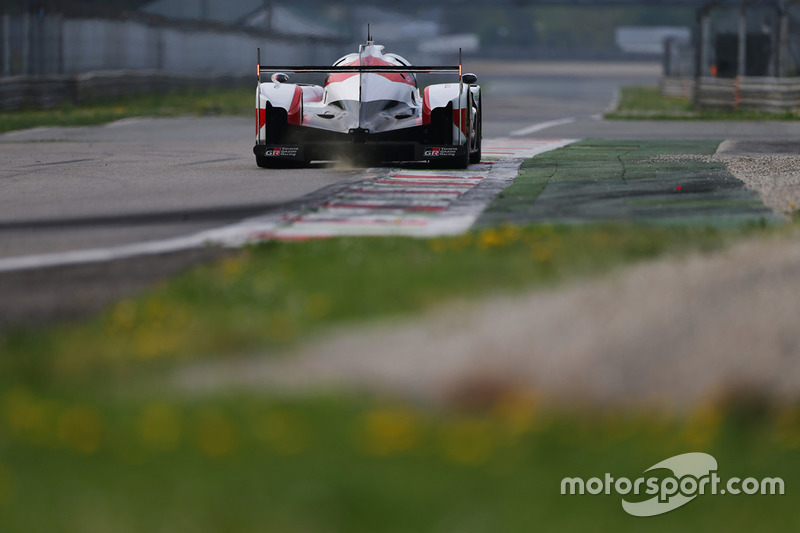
top-left (509, 118), bottom-right (576, 137)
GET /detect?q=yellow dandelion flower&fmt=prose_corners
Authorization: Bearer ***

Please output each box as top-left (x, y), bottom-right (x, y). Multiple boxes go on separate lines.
top-left (682, 403), bottom-right (722, 449)
top-left (439, 418), bottom-right (496, 466)
top-left (108, 300), bottom-right (137, 332)
top-left (2, 389), bottom-right (59, 447)
top-left (265, 315), bottom-right (299, 343)
top-left (220, 256), bottom-right (245, 278)
top-left (57, 405), bottom-right (103, 455)
top-left (533, 245), bottom-right (552, 263)
top-left (428, 238), bottom-right (447, 253)
top-left (478, 228), bottom-right (504, 249)
top-left (252, 410), bottom-right (309, 456)
top-left (643, 408), bottom-right (674, 437)
top-left (194, 408), bottom-right (236, 458)
top-left (772, 406), bottom-right (800, 450)
top-left (144, 297), bottom-right (167, 323)
top-left (0, 461), bottom-right (13, 506)
top-left (356, 407), bottom-right (422, 457)
top-left (134, 328), bottom-right (169, 360)
top-left (452, 233), bottom-right (473, 251)
top-left (306, 293), bottom-right (332, 319)
top-left (602, 409), bottom-right (638, 443)
top-left (498, 223), bottom-right (521, 244)
top-left (492, 389), bottom-right (539, 438)
top-left (137, 402), bottom-right (182, 453)
top-left (592, 231), bottom-right (610, 247)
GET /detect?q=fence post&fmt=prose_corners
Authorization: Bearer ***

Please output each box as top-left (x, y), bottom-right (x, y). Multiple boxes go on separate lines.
top-left (693, 4), bottom-right (712, 106)
top-left (663, 36), bottom-right (673, 76)
top-left (58, 12), bottom-right (64, 75)
top-left (737, 1), bottom-right (747, 78)
top-left (2, 12), bottom-right (9, 77)
top-left (22, 10), bottom-right (30, 76)
top-left (777, 0), bottom-right (789, 77)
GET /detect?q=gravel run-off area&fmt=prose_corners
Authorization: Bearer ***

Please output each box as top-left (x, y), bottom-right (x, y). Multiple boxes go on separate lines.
top-left (648, 141), bottom-right (800, 218)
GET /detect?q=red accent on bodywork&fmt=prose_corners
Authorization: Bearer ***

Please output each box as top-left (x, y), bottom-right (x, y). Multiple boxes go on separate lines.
top-left (422, 86), bottom-right (432, 125)
top-left (327, 57), bottom-right (415, 86)
top-left (453, 108), bottom-right (468, 136)
top-left (256, 108), bottom-right (266, 134)
top-left (287, 86), bottom-right (303, 125)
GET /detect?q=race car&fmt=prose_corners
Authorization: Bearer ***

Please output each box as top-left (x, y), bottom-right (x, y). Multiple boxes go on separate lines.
top-left (254, 40), bottom-right (481, 168)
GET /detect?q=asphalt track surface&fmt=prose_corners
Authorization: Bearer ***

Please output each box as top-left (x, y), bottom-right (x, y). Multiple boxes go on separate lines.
top-left (2, 60), bottom-right (800, 326)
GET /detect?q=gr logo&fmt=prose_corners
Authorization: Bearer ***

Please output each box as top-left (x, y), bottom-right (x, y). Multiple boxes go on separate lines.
top-left (265, 147), bottom-right (299, 157)
top-left (423, 147), bottom-right (457, 157)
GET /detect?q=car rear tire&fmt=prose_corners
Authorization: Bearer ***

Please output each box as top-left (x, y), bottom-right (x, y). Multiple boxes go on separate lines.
top-left (469, 105), bottom-right (482, 164)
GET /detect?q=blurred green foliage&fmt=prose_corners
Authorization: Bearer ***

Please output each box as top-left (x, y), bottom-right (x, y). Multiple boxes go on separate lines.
top-left (0, 87), bottom-right (252, 133)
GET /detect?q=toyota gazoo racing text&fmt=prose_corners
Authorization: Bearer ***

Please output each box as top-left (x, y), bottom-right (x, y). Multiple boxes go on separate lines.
top-left (254, 41), bottom-right (481, 168)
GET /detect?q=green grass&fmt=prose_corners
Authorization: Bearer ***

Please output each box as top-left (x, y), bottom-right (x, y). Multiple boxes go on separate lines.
top-left (606, 86), bottom-right (800, 121)
top-left (1, 224), bottom-right (773, 389)
top-left (0, 87), bottom-right (253, 133)
top-left (1, 387), bottom-right (798, 532)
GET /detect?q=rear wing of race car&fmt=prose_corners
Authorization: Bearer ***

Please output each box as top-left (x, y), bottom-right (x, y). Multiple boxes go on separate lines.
top-left (256, 47), bottom-right (463, 77)
top-left (256, 47), bottom-right (470, 146)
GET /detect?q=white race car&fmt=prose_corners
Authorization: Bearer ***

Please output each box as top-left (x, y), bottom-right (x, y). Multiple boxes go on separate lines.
top-left (254, 40), bottom-right (481, 168)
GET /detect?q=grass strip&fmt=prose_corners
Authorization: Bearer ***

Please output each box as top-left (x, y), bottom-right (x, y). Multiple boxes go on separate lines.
top-left (0, 386), bottom-right (798, 532)
top-left (0, 223), bottom-right (779, 390)
top-left (0, 87), bottom-right (253, 133)
top-left (605, 86), bottom-right (800, 121)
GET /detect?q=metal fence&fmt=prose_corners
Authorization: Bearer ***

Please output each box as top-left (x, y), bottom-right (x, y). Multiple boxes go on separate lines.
top-left (659, 2), bottom-right (800, 111)
top-left (695, 75), bottom-right (800, 110)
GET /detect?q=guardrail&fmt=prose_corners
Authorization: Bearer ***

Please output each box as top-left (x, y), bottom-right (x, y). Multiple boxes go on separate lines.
top-left (661, 76), bottom-right (800, 112)
top-left (660, 77), bottom-right (695, 98)
top-left (0, 71), bottom-right (252, 111)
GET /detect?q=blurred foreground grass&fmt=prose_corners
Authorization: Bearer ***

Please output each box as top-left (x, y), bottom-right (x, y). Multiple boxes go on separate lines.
top-left (0, 87), bottom-right (252, 133)
top-left (606, 86), bottom-right (800, 121)
top-left (0, 223), bottom-right (770, 388)
top-left (1, 386), bottom-right (798, 532)
top-left (2, 136), bottom-right (798, 529)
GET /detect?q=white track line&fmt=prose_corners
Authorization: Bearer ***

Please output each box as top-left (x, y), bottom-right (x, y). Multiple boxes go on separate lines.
top-left (509, 118), bottom-right (576, 137)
